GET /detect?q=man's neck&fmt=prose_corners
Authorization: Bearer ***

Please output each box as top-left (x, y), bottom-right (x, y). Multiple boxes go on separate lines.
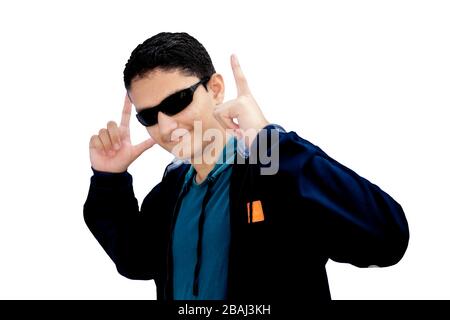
top-left (191, 131), bottom-right (233, 184)
top-left (193, 162), bottom-right (215, 184)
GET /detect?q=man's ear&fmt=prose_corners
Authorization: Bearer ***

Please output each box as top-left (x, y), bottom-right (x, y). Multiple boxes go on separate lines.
top-left (208, 73), bottom-right (225, 104)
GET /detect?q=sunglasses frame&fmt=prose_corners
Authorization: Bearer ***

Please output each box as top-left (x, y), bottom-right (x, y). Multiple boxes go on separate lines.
top-left (135, 75), bottom-right (211, 127)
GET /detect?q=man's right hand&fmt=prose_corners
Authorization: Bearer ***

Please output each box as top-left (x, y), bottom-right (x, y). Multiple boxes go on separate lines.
top-left (89, 94), bottom-right (155, 173)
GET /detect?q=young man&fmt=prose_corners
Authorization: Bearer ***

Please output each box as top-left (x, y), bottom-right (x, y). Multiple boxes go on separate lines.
top-left (83, 32), bottom-right (409, 300)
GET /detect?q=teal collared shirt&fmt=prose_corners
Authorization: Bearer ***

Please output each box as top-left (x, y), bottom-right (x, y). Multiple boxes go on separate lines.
top-left (172, 137), bottom-right (236, 300)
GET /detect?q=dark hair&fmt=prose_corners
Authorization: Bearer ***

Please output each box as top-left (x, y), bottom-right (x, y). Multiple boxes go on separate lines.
top-left (123, 32), bottom-right (216, 90)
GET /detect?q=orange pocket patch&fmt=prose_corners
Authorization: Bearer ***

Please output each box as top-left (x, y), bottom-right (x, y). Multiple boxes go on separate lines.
top-left (247, 200), bottom-right (265, 223)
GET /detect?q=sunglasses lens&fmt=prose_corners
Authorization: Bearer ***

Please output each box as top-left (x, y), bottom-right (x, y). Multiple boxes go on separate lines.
top-left (136, 110), bottom-right (158, 126)
top-left (163, 89), bottom-right (193, 116)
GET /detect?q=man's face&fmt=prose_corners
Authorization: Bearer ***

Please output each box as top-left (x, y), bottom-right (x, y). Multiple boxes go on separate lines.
top-left (128, 68), bottom-right (225, 160)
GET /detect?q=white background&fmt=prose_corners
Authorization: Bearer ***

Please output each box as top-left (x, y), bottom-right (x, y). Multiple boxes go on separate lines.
top-left (0, 0), bottom-right (449, 299)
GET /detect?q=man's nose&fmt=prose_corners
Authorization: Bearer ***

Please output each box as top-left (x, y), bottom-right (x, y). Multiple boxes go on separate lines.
top-left (158, 112), bottom-right (178, 141)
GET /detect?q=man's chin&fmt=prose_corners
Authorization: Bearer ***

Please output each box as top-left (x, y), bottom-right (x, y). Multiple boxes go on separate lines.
top-left (168, 141), bottom-right (196, 161)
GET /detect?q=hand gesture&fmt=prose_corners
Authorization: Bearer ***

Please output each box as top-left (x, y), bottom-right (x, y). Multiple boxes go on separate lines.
top-left (89, 95), bottom-right (155, 173)
top-left (213, 54), bottom-right (269, 146)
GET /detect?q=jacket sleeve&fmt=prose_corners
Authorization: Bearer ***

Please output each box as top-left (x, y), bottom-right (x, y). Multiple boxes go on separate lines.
top-left (83, 168), bottom-right (165, 280)
top-left (254, 124), bottom-right (409, 267)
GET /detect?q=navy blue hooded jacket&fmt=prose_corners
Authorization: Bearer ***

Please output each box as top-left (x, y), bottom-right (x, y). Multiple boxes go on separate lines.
top-left (83, 124), bottom-right (409, 300)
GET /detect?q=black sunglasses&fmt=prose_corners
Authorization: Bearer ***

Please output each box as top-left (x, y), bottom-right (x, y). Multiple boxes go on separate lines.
top-left (135, 76), bottom-right (211, 127)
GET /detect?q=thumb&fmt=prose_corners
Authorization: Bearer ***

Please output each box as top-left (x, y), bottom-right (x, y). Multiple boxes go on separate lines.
top-left (132, 138), bottom-right (156, 159)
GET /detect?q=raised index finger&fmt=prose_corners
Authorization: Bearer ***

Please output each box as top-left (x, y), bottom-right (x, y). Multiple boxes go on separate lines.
top-left (231, 54), bottom-right (251, 96)
top-left (120, 93), bottom-right (132, 128)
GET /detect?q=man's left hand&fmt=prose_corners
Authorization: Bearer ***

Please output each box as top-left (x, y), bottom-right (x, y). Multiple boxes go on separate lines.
top-left (213, 54), bottom-right (269, 146)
